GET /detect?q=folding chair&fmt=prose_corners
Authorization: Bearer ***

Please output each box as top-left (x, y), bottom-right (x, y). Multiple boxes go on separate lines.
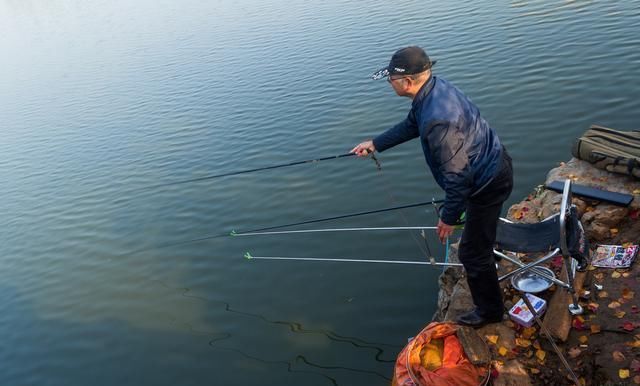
top-left (493, 179), bottom-right (589, 315)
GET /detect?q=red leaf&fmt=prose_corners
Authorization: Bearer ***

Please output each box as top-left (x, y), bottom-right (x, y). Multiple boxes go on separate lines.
top-left (631, 359), bottom-right (640, 373)
top-left (490, 367), bottom-right (500, 379)
top-left (572, 317), bottom-right (588, 331)
top-left (622, 321), bottom-right (636, 332)
top-left (630, 209), bottom-right (640, 220)
top-left (551, 256), bottom-right (563, 269)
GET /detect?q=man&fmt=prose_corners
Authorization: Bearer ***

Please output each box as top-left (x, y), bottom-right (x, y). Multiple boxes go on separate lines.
top-left (351, 46), bottom-right (513, 328)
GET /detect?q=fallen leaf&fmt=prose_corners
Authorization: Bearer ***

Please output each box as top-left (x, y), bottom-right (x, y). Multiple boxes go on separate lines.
top-left (522, 327), bottom-right (537, 339)
top-left (536, 349), bottom-right (546, 361)
top-left (621, 369), bottom-right (630, 379)
top-left (611, 228), bottom-right (619, 235)
top-left (588, 302), bottom-right (600, 312)
top-left (573, 316), bottom-right (587, 330)
top-left (627, 340), bottom-right (640, 348)
top-left (590, 324), bottom-right (601, 334)
top-left (486, 335), bottom-right (499, 345)
top-left (616, 311), bottom-right (627, 319)
top-left (630, 359), bottom-right (640, 372)
top-left (599, 291), bottom-right (609, 299)
top-left (623, 289), bottom-right (635, 299)
top-left (634, 189), bottom-right (640, 195)
top-left (612, 271), bottom-right (622, 279)
top-left (622, 322), bottom-right (636, 332)
top-left (533, 340), bottom-right (542, 350)
top-left (609, 301), bottom-right (622, 309)
top-left (613, 351), bottom-right (626, 362)
top-left (630, 209), bottom-right (640, 220)
top-left (579, 335), bottom-right (589, 344)
top-left (568, 347), bottom-right (582, 358)
top-left (632, 305), bottom-right (639, 314)
top-left (594, 272), bottom-right (605, 281)
top-left (623, 272), bottom-right (631, 278)
top-left (498, 346), bottom-right (508, 356)
top-left (516, 338), bottom-right (532, 348)
top-left (524, 350), bottom-right (534, 358)
top-left (530, 367), bottom-right (540, 374)
top-left (633, 375), bottom-right (640, 384)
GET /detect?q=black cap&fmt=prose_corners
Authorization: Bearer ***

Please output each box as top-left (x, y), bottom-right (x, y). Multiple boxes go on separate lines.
top-left (371, 46), bottom-right (436, 80)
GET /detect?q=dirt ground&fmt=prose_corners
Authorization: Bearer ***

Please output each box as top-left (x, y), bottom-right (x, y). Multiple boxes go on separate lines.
top-left (485, 206), bottom-right (640, 385)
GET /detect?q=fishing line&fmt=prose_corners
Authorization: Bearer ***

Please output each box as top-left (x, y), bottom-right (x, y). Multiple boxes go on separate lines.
top-left (138, 152), bottom-right (356, 191)
top-left (367, 153), bottom-right (436, 259)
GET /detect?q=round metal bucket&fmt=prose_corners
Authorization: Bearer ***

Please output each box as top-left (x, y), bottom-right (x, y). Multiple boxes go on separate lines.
top-left (511, 267), bottom-right (555, 293)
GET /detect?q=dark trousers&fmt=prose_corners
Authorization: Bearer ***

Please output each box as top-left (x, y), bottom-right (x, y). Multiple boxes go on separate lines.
top-left (458, 151), bottom-right (513, 316)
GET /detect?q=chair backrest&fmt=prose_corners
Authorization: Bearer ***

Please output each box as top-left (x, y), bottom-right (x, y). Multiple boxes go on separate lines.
top-left (495, 180), bottom-right (573, 254)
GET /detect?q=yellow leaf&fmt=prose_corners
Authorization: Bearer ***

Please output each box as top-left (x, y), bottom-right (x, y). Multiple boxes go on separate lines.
top-left (587, 264), bottom-right (597, 271)
top-left (485, 335), bottom-right (499, 345)
top-left (612, 271), bottom-right (622, 279)
top-left (609, 301), bottom-right (622, 309)
top-left (498, 346), bottom-right (508, 356)
top-left (533, 340), bottom-right (542, 350)
top-left (615, 310), bottom-right (626, 319)
top-left (598, 291), bottom-right (609, 299)
top-left (590, 324), bottom-right (601, 334)
top-left (620, 369), bottom-right (630, 379)
top-left (530, 367), bottom-right (540, 374)
top-left (627, 340), bottom-right (640, 348)
top-left (611, 228), bottom-right (619, 235)
top-left (516, 338), bottom-right (532, 348)
top-left (623, 289), bottom-right (634, 299)
top-left (579, 335), bottom-right (588, 344)
top-left (633, 189), bottom-right (640, 195)
top-left (536, 349), bottom-right (546, 361)
top-left (623, 272), bottom-right (631, 278)
top-left (522, 327), bottom-right (537, 339)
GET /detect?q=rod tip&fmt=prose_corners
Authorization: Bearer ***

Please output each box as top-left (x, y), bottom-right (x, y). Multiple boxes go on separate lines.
top-left (244, 252), bottom-right (253, 260)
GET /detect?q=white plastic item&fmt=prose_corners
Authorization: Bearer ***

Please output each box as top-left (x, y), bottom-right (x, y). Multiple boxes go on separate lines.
top-left (508, 293), bottom-right (547, 328)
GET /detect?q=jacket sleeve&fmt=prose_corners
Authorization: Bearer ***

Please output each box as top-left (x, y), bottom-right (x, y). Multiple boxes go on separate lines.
top-left (426, 123), bottom-right (474, 225)
top-left (372, 110), bottom-right (419, 152)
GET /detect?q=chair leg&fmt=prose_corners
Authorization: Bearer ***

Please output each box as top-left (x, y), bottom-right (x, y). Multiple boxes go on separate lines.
top-left (563, 254), bottom-right (584, 315)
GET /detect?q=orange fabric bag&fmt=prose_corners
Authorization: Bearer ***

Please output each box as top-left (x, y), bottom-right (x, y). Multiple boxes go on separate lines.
top-left (392, 322), bottom-right (487, 386)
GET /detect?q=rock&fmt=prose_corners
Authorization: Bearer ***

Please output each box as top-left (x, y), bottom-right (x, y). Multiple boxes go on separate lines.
top-left (442, 279), bottom-right (474, 322)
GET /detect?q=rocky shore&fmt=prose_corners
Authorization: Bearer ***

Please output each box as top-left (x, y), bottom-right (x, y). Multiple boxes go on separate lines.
top-left (432, 158), bottom-right (640, 385)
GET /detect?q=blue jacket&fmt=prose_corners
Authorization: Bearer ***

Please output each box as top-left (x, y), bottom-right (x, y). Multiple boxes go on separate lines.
top-left (372, 76), bottom-right (503, 225)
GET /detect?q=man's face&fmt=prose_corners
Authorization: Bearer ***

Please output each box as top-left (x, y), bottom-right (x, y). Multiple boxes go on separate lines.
top-left (387, 76), bottom-right (409, 96)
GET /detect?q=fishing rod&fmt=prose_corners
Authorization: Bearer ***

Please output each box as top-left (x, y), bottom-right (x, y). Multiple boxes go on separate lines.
top-left (117, 200), bottom-right (445, 256)
top-left (230, 199), bottom-right (445, 236)
top-left (231, 226), bottom-right (439, 237)
top-left (244, 253), bottom-right (463, 267)
top-left (141, 152), bottom-right (356, 190)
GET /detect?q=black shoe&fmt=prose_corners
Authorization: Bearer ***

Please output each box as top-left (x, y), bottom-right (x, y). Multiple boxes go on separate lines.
top-left (456, 309), bottom-right (503, 328)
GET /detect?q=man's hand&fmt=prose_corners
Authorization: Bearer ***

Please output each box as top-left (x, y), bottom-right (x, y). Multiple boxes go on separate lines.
top-left (350, 140), bottom-right (376, 157)
top-left (436, 219), bottom-right (455, 244)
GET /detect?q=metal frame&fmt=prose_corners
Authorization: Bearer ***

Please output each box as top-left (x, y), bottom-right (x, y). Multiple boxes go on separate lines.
top-left (495, 179), bottom-right (583, 315)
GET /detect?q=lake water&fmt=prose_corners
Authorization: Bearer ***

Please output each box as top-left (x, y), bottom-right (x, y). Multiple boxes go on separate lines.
top-left (1, 0), bottom-right (639, 385)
